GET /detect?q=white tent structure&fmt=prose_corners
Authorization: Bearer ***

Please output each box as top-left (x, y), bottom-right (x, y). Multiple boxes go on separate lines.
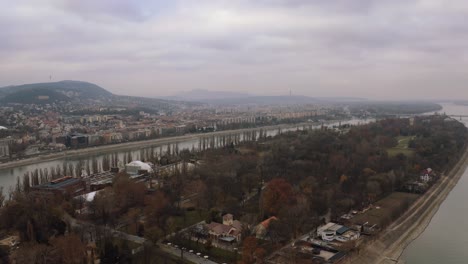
top-left (125, 160), bottom-right (153, 175)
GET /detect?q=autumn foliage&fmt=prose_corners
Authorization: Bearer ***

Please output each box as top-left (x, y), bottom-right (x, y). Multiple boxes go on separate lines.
top-left (261, 178), bottom-right (295, 216)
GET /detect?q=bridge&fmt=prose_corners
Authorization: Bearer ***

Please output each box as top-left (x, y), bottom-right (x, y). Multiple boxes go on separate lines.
top-left (448, 115), bottom-right (468, 120)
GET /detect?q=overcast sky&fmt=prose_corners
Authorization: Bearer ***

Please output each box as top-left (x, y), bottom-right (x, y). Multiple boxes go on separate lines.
top-left (1, 0), bottom-right (468, 99)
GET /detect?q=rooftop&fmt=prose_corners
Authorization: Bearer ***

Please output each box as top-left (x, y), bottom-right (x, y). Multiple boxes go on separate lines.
top-left (35, 176), bottom-right (82, 190)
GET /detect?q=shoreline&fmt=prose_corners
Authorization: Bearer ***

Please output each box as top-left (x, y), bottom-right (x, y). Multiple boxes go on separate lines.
top-left (346, 143), bottom-right (468, 264)
top-left (0, 121), bottom-right (325, 171)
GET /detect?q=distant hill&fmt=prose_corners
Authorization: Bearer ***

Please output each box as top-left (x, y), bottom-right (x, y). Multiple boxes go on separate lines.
top-left (163, 89), bottom-right (251, 101)
top-left (2, 88), bottom-right (72, 104)
top-left (198, 95), bottom-right (320, 106)
top-left (162, 89), bottom-right (370, 105)
top-left (0, 80), bottom-right (113, 104)
top-left (315, 97), bottom-right (368, 102)
top-left (161, 89), bottom-right (322, 105)
top-left (0, 81), bottom-right (199, 111)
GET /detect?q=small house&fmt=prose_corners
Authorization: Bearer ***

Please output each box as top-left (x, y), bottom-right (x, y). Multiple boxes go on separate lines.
top-left (253, 216), bottom-right (278, 239)
top-left (206, 214), bottom-right (243, 243)
top-left (420, 168), bottom-right (434, 182)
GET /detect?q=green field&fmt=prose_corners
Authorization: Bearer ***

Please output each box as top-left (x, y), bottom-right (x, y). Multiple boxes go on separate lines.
top-left (387, 136), bottom-right (415, 157)
top-left (169, 210), bottom-right (209, 232)
top-left (396, 136), bottom-right (414, 148)
top-left (350, 192), bottom-right (420, 227)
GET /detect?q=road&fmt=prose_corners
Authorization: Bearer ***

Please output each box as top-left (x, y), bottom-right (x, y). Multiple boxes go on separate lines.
top-left (66, 215), bottom-right (218, 263)
top-left (159, 243), bottom-right (218, 264)
top-left (344, 144), bottom-right (468, 264)
top-left (0, 121), bottom-right (319, 170)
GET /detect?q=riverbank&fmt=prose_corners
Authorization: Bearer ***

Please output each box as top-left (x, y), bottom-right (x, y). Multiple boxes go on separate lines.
top-left (0, 121), bottom-right (325, 171)
top-left (346, 143), bottom-right (468, 264)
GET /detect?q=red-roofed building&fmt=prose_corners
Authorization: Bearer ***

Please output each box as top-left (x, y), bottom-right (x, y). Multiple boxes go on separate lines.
top-left (206, 214), bottom-right (243, 243)
top-left (254, 216), bottom-right (278, 239)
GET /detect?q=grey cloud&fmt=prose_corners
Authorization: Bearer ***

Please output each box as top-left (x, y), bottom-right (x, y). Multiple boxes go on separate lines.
top-left (53, 0), bottom-right (149, 22)
top-left (1, 0), bottom-right (468, 99)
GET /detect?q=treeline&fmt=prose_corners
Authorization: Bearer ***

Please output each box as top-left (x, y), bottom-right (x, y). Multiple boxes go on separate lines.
top-left (0, 115), bottom-right (465, 263)
top-left (184, 115), bottom-right (467, 242)
top-left (349, 102), bottom-right (442, 115)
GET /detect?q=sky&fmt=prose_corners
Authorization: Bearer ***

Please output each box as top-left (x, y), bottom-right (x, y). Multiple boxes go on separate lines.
top-left (1, 0), bottom-right (468, 100)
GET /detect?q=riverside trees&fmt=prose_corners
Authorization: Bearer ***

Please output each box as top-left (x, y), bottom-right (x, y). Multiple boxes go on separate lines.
top-left (190, 116), bottom-right (467, 243)
top-left (1, 115), bottom-right (465, 263)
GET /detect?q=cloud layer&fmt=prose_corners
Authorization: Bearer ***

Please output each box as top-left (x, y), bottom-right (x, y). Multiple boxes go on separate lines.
top-left (1, 0), bottom-right (467, 99)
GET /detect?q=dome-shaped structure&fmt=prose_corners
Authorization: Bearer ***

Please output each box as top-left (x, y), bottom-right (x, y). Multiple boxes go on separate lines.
top-left (0, 126), bottom-right (7, 130)
top-left (125, 160), bottom-right (153, 175)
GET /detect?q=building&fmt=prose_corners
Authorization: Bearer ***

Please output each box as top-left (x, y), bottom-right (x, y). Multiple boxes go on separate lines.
top-left (66, 133), bottom-right (88, 148)
top-left (0, 235), bottom-right (20, 249)
top-left (420, 168), bottom-right (434, 182)
top-left (31, 176), bottom-right (87, 200)
top-left (125, 160), bottom-right (153, 175)
top-left (316, 222), bottom-right (360, 242)
top-left (253, 216), bottom-right (278, 239)
top-left (206, 214), bottom-right (243, 243)
top-left (0, 138), bottom-right (10, 158)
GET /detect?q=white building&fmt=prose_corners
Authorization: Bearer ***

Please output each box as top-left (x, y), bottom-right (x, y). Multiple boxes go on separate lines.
top-left (0, 139), bottom-right (10, 158)
top-left (125, 160), bottom-right (153, 175)
top-left (317, 222), bottom-right (360, 242)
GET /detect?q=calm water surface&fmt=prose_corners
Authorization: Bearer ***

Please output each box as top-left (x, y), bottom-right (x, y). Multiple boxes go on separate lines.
top-left (2, 103), bottom-right (466, 262)
top-left (0, 118), bottom-right (368, 192)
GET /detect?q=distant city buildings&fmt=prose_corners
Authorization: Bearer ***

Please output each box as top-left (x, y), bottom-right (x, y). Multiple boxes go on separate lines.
top-left (0, 102), bottom-right (339, 158)
top-left (0, 138), bottom-right (11, 158)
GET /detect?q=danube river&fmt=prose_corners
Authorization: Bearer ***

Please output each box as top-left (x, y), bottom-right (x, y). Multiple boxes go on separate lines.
top-left (0, 118), bottom-right (369, 192)
top-left (402, 103), bottom-right (468, 263)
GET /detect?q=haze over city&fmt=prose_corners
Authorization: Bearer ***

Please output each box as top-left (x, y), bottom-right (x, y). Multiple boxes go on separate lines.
top-left (1, 0), bottom-right (468, 100)
top-left (4, 1), bottom-right (468, 264)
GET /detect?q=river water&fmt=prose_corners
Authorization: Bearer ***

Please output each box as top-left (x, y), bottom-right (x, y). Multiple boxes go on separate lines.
top-left (0, 118), bottom-right (369, 192)
top-left (2, 104), bottom-right (466, 261)
top-left (402, 103), bottom-right (468, 263)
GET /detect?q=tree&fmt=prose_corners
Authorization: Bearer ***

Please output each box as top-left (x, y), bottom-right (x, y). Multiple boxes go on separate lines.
top-left (100, 239), bottom-right (120, 264)
top-left (49, 234), bottom-right (87, 264)
top-left (0, 187), bottom-right (5, 208)
top-left (260, 178), bottom-right (295, 217)
top-left (113, 172), bottom-right (146, 213)
top-left (144, 191), bottom-right (169, 229)
top-left (242, 236), bottom-right (258, 264)
top-left (10, 242), bottom-right (54, 263)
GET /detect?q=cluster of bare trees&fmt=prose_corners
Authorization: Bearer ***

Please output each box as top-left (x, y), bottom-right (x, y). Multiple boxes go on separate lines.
top-left (2, 116), bottom-right (465, 263)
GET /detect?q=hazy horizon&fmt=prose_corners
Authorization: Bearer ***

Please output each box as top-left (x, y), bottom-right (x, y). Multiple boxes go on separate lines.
top-left (1, 0), bottom-right (468, 100)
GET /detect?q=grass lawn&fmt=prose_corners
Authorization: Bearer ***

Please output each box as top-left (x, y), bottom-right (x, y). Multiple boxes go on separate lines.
top-left (396, 136), bottom-right (414, 148)
top-left (387, 136), bottom-right (415, 157)
top-left (387, 148), bottom-right (415, 157)
top-left (237, 147), bottom-right (255, 154)
top-left (169, 210), bottom-right (209, 232)
top-left (350, 192), bottom-right (420, 227)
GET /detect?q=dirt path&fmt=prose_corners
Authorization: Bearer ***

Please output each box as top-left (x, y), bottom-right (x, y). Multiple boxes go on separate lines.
top-left (346, 144), bottom-right (468, 264)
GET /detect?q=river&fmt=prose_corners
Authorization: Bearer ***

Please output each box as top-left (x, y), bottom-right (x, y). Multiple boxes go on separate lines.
top-left (402, 103), bottom-right (468, 263)
top-left (2, 104), bottom-right (466, 262)
top-left (0, 118), bottom-right (370, 192)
